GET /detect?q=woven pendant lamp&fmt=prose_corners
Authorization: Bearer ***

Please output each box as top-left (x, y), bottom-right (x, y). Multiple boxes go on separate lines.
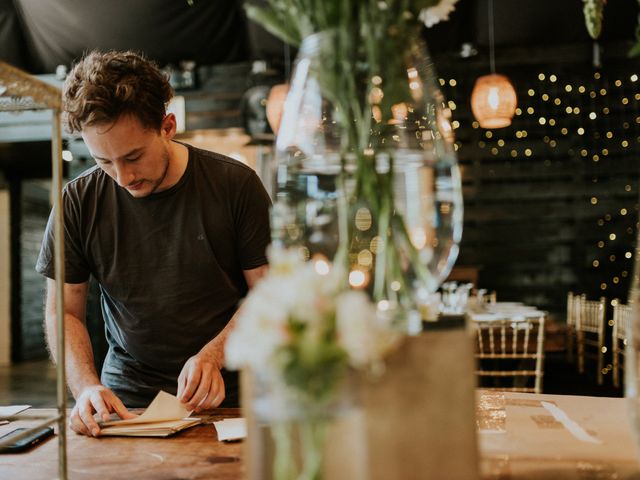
top-left (471, 73), bottom-right (517, 128)
top-left (471, 0), bottom-right (517, 129)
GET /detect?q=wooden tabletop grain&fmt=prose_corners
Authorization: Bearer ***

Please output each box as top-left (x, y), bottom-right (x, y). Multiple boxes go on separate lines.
top-left (0, 408), bottom-right (244, 480)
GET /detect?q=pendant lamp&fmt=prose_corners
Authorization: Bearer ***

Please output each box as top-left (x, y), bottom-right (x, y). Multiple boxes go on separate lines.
top-left (471, 0), bottom-right (517, 129)
top-left (266, 83), bottom-right (289, 134)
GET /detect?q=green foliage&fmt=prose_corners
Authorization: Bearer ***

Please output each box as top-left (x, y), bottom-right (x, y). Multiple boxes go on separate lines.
top-left (275, 314), bottom-right (348, 403)
top-left (244, 0), bottom-right (440, 48)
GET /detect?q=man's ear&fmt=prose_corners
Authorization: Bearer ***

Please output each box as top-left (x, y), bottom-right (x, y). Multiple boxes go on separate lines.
top-left (161, 113), bottom-right (177, 138)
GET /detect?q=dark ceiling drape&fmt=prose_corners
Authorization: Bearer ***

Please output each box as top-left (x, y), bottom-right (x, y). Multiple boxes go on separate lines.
top-left (3, 0), bottom-right (251, 73)
top-left (0, 0), bottom-right (638, 75)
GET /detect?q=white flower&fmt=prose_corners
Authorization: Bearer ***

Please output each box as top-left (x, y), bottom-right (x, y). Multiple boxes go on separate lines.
top-left (225, 247), bottom-right (401, 377)
top-left (419, 0), bottom-right (459, 28)
top-left (335, 291), bottom-right (400, 368)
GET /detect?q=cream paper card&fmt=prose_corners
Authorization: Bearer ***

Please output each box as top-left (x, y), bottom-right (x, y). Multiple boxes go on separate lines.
top-left (214, 418), bottom-right (247, 441)
top-left (99, 390), bottom-right (201, 437)
top-left (0, 405), bottom-right (30, 418)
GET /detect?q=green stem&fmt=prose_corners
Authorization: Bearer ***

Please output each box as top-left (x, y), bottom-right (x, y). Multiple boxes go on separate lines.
top-left (299, 417), bottom-right (327, 480)
top-left (273, 422), bottom-right (296, 480)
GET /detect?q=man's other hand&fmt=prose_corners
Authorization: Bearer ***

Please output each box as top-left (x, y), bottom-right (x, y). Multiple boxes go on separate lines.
top-left (177, 351), bottom-right (225, 412)
top-left (69, 385), bottom-right (137, 437)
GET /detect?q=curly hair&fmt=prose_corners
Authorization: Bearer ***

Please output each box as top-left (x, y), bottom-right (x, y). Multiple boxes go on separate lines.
top-left (62, 50), bottom-right (173, 134)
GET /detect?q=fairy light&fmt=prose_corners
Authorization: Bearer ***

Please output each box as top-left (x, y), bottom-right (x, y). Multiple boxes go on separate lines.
top-left (357, 249), bottom-right (373, 267)
top-left (349, 270), bottom-right (367, 288)
top-left (314, 257), bottom-right (331, 275)
top-left (441, 69), bottom-right (636, 308)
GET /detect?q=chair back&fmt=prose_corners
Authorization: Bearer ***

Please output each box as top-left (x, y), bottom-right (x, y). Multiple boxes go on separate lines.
top-left (474, 316), bottom-right (545, 393)
top-left (612, 301), bottom-right (634, 388)
top-left (577, 296), bottom-right (606, 333)
top-left (574, 295), bottom-right (606, 384)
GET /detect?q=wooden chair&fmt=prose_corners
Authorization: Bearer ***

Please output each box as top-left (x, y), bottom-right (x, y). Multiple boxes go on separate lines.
top-left (565, 292), bottom-right (579, 363)
top-left (474, 315), bottom-right (546, 393)
top-left (612, 301), bottom-right (634, 388)
top-left (575, 295), bottom-right (606, 385)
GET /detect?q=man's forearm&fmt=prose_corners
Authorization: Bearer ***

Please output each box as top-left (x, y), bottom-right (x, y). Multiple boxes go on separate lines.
top-left (45, 312), bottom-right (102, 398)
top-left (198, 310), bottom-right (239, 369)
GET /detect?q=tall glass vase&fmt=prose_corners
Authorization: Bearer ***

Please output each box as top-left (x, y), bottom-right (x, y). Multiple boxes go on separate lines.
top-left (249, 370), bottom-right (367, 480)
top-left (271, 29), bottom-right (463, 329)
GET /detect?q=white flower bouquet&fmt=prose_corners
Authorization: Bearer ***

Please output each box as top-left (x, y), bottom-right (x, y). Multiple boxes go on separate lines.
top-left (225, 247), bottom-right (401, 404)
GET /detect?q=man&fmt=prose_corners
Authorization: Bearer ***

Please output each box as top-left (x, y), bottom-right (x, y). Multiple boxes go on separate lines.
top-left (36, 50), bottom-right (271, 437)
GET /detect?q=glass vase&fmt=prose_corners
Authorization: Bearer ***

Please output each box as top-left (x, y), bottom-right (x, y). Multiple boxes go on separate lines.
top-left (250, 371), bottom-right (366, 480)
top-left (271, 29), bottom-right (463, 329)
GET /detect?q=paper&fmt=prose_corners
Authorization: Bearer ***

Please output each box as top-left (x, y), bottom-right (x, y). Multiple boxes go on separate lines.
top-left (541, 401), bottom-right (602, 444)
top-left (102, 390), bottom-right (191, 426)
top-left (99, 391), bottom-right (200, 437)
top-left (0, 405), bottom-right (30, 419)
top-left (214, 418), bottom-right (247, 442)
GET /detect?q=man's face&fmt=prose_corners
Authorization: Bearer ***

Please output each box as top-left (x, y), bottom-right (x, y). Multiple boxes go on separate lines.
top-left (82, 114), bottom-right (175, 198)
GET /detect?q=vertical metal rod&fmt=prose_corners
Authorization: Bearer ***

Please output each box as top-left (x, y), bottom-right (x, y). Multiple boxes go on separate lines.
top-left (488, 0), bottom-right (496, 74)
top-left (51, 108), bottom-right (67, 480)
top-left (284, 43), bottom-right (291, 80)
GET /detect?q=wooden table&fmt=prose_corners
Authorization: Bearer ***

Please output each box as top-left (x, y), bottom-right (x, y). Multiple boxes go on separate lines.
top-left (1, 393), bottom-right (640, 479)
top-left (0, 408), bottom-right (244, 480)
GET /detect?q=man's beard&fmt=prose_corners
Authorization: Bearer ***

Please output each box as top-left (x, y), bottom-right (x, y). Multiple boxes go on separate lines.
top-left (147, 146), bottom-right (171, 195)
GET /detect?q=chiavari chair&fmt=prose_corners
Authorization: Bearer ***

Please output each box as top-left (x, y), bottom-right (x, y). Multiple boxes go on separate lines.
top-left (474, 315), bottom-right (545, 393)
top-left (575, 295), bottom-right (606, 385)
top-left (612, 301), bottom-right (633, 388)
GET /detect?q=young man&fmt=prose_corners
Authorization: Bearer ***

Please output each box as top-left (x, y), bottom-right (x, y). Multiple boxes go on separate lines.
top-left (36, 51), bottom-right (271, 437)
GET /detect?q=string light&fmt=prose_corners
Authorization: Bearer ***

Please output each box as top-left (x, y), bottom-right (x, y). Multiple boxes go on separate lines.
top-left (438, 67), bottom-right (637, 306)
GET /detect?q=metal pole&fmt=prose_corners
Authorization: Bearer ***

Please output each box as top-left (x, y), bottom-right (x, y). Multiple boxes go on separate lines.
top-left (51, 108), bottom-right (67, 480)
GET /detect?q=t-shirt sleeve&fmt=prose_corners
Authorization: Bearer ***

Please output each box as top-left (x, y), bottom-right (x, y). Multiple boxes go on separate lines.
top-left (35, 186), bottom-right (91, 284)
top-left (234, 170), bottom-right (272, 270)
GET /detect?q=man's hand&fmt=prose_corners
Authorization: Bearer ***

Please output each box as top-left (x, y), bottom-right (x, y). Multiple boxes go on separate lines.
top-left (177, 350), bottom-right (225, 412)
top-left (69, 385), bottom-right (137, 437)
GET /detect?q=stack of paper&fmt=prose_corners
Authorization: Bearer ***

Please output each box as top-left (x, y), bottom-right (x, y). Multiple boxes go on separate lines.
top-left (0, 405), bottom-right (31, 418)
top-left (99, 391), bottom-right (201, 437)
top-left (0, 405), bottom-right (30, 425)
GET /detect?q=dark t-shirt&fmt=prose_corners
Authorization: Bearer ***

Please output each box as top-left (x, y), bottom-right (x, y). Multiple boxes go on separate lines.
top-left (36, 144), bottom-right (271, 406)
